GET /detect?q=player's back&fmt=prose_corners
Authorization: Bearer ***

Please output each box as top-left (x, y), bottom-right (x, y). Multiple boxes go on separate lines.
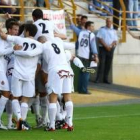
top-left (34, 19), bottom-right (54, 40)
top-left (43, 37), bottom-right (69, 72)
top-left (8, 36), bottom-right (43, 80)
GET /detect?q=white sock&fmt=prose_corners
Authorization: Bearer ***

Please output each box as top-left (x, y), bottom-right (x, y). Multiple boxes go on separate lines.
top-left (46, 96), bottom-right (50, 123)
top-left (40, 96), bottom-right (48, 124)
top-left (0, 96), bottom-right (8, 120)
top-left (73, 57), bottom-right (84, 68)
top-left (32, 95), bottom-right (41, 120)
top-left (28, 97), bottom-right (35, 108)
top-left (48, 103), bottom-right (57, 129)
top-left (21, 102), bottom-right (28, 120)
top-left (56, 101), bottom-right (63, 121)
top-left (12, 99), bottom-right (21, 120)
top-left (65, 101), bottom-right (73, 127)
top-left (62, 110), bottom-right (67, 120)
top-left (6, 100), bottom-right (13, 126)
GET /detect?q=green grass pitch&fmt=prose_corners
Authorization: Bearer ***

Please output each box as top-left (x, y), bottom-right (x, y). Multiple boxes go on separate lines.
top-left (0, 103), bottom-right (140, 140)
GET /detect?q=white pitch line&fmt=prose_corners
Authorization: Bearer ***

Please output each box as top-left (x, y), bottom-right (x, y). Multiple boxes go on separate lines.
top-left (74, 113), bottom-right (140, 120)
top-left (28, 113), bottom-right (140, 121)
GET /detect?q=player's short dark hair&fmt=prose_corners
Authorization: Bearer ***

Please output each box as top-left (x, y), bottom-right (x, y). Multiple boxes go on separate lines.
top-left (77, 14), bottom-right (82, 17)
top-left (18, 23), bottom-right (25, 36)
top-left (32, 9), bottom-right (43, 19)
top-left (81, 15), bottom-right (88, 20)
top-left (24, 24), bottom-right (37, 37)
top-left (85, 21), bottom-right (94, 29)
top-left (7, 21), bottom-right (19, 30)
top-left (5, 18), bottom-right (18, 30)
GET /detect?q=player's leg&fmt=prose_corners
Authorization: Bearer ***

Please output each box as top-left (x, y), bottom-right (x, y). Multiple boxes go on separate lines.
top-left (21, 80), bottom-right (35, 121)
top-left (33, 95), bottom-right (43, 126)
top-left (28, 95), bottom-right (42, 127)
top-left (39, 70), bottom-right (49, 126)
top-left (62, 77), bottom-right (73, 131)
top-left (0, 73), bottom-right (10, 130)
top-left (47, 92), bottom-right (57, 131)
top-left (11, 76), bottom-right (22, 121)
top-left (44, 70), bottom-right (62, 131)
top-left (6, 74), bottom-right (15, 129)
top-left (40, 93), bottom-right (49, 126)
top-left (16, 80), bottom-right (36, 130)
top-left (6, 95), bottom-right (16, 129)
top-left (55, 98), bottom-right (66, 129)
top-left (56, 100), bottom-right (63, 121)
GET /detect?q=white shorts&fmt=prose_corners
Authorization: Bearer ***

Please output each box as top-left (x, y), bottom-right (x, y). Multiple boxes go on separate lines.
top-left (11, 76), bottom-right (35, 97)
top-left (47, 69), bottom-right (72, 95)
top-left (70, 75), bottom-right (74, 92)
top-left (0, 72), bottom-right (9, 91)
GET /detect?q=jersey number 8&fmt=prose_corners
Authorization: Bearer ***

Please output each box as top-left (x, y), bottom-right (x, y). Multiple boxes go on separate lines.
top-left (51, 43), bottom-right (60, 54)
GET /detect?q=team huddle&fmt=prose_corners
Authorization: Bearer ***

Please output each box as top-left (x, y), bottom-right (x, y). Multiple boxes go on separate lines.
top-left (0, 9), bottom-right (92, 131)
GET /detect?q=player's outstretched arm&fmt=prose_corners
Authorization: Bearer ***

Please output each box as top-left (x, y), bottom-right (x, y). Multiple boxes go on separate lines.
top-left (14, 46), bottom-right (43, 57)
top-left (0, 47), bottom-right (13, 56)
top-left (63, 42), bottom-right (75, 50)
top-left (54, 32), bottom-right (67, 40)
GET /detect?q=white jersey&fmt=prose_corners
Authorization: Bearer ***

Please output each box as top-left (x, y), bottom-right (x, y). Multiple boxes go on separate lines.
top-left (78, 30), bottom-right (96, 59)
top-left (7, 35), bottom-right (43, 81)
top-left (7, 54), bottom-right (15, 78)
top-left (0, 37), bottom-right (13, 73)
top-left (42, 37), bottom-right (69, 72)
top-left (34, 19), bottom-right (55, 40)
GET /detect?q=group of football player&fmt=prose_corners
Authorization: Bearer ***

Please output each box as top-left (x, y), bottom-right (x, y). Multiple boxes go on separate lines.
top-left (0, 9), bottom-right (89, 131)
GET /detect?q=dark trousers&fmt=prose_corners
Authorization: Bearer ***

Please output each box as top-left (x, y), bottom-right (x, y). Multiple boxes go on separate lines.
top-left (96, 47), bottom-right (115, 82)
top-left (113, 0), bottom-right (128, 30)
top-left (78, 57), bottom-right (90, 93)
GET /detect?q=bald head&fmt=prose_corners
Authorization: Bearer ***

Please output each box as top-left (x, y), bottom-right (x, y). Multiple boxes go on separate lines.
top-left (106, 18), bottom-right (112, 28)
top-left (37, 36), bottom-right (47, 43)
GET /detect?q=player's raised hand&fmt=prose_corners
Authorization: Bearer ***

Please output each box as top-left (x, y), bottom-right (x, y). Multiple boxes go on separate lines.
top-left (65, 11), bottom-right (73, 24)
top-left (4, 13), bottom-right (12, 19)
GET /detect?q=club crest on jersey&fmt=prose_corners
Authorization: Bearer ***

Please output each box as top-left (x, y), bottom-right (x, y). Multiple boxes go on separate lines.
top-left (1, 81), bottom-right (5, 85)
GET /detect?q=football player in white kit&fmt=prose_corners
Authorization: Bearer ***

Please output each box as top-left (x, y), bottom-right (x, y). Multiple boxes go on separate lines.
top-left (31, 9), bottom-right (67, 128)
top-left (32, 8), bottom-right (67, 40)
top-left (0, 23), bottom-right (43, 130)
top-left (38, 36), bottom-right (74, 131)
top-left (0, 21), bottom-right (19, 130)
